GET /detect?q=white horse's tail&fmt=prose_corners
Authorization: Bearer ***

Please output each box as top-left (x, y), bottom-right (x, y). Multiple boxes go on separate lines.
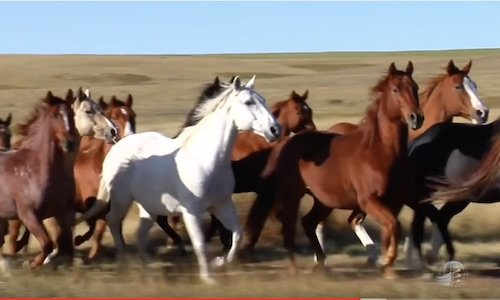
top-left (75, 175), bottom-right (110, 224)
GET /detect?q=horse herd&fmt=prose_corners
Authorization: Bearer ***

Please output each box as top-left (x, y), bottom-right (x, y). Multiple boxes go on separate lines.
top-left (0, 60), bottom-right (498, 284)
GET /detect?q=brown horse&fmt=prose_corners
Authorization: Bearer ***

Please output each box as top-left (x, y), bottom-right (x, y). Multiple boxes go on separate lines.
top-left (203, 89), bottom-right (316, 249)
top-left (0, 113), bottom-right (12, 151)
top-left (0, 92), bottom-right (78, 268)
top-left (315, 60), bottom-right (489, 263)
top-left (262, 62), bottom-right (422, 277)
top-left (6, 88), bottom-right (119, 258)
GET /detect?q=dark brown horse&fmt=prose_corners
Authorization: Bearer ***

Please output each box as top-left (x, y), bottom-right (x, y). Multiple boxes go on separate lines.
top-left (0, 92), bottom-right (78, 268)
top-left (0, 113), bottom-right (12, 151)
top-left (426, 129), bottom-right (500, 203)
top-left (203, 89), bottom-right (316, 249)
top-left (262, 62), bottom-right (422, 277)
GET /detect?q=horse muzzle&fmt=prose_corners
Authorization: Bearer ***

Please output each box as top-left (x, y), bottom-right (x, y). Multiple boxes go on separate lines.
top-left (264, 124), bottom-right (281, 142)
top-left (473, 108), bottom-right (489, 124)
top-left (409, 111), bottom-right (424, 130)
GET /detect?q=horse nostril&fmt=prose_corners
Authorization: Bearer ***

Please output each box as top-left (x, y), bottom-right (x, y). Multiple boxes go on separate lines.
top-left (476, 109), bottom-right (485, 117)
top-left (410, 113), bottom-right (417, 122)
top-left (270, 126), bottom-right (279, 136)
top-left (111, 128), bottom-right (117, 137)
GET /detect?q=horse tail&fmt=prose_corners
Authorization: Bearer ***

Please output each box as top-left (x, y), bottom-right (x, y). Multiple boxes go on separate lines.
top-left (75, 174), bottom-right (110, 225)
top-left (426, 134), bottom-right (500, 203)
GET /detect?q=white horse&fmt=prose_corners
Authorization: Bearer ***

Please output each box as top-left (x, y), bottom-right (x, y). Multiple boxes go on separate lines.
top-left (77, 76), bottom-right (280, 283)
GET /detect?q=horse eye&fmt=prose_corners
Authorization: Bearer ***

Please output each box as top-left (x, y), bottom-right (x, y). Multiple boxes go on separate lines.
top-left (85, 110), bottom-right (92, 114)
top-left (392, 88), bottom-right (399, 93)
top-left (455, 85), bottom-right (463, 90)
top-left (244, 100), bottom-right (254, 105)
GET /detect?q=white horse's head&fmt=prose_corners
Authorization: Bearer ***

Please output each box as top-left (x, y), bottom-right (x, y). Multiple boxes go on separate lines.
top-left (71, 87), bottom-right (118, 143)
top-left (227, 76), bottom-right (281, 142)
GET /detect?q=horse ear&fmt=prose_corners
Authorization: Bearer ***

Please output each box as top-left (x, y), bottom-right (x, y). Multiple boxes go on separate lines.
top-left (214, 76), bottom-right (220, 87)
top-left (302, 89), bottom-right (309, 100)
top-left (229, 76), bottom-right (236, 84)
top-left (126, 94), bottom-right (133, 107)
top-left (46, 91), bottom-right (54, 100)
top-left (291, 90), bottom-right (299, 99)
top-left (446, 60), bottom-right (460, 75)
top-left (462, 60), bottom-right (472, 75)
top-left (388, 62), bottom-right (397, 75)
top-left (406, 61), bottom-right (414, 76)
top-left (110, 95), bottom-right (119, 106)
top-left (5, 113), bottom-right (11, 126)
top-left (245, 75), bottom-right (256, 89)
top-left (84, 88), bottom-right (91, 99)
top-left (65, 89), bottom-right (75, 105)
top-left (98, 96), bottom-right (107, 109)
top-left (77, 87), bottom-right (86, 100)
top-left (232, 76), bottom-right (241, 90)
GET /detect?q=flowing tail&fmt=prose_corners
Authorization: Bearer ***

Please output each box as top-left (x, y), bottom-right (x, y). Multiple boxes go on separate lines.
top-left (425, 134), bottom-right (500, 203)
top-left (75, 175), bottom-right (110, 224)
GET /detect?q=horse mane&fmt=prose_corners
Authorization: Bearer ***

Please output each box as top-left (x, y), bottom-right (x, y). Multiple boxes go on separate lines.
top-left (419, 74), bottom-right (448, 107)
top-left (173, 79), bottom-right (232, 138)
top-left (356, 79), bottom-right (385, 146)
top-left (17, 94), bottom-right (65, 138)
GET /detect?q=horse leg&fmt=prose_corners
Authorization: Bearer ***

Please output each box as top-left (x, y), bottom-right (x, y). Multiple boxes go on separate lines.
top-left (360, 196), bottom-right (398, 279)
top-left (137, 214), bottom-right (155, 262)
top-left (17, 209), bottom-right (53, 268)
top-left (0, 220), bottom-right (10, 276)
top-left (205, 215), bottom-right (231, 252)
top-left (181, 208), bottom-right (214, 284)
top-left (210, 199), bottom-right (242, 268)
top-left (106, 200), bottom-right (132, 259)
top-left (244, 189), bottom-right (274, 251)
top-left (74, 218), bottom-right (96, 246)
top-left (7, 220), bottom-right (23, 254)
top-left (347, 210), bottom-right (378, 266)
top-left (16, 226), bottom-right (31, 254)
top-left (88, 218), bottom-right (107, 260)
top-left (156, 215), bottom-right (186, 255)
top-left (301, 199), bottom-right (332, 273)
top-left (429, 201), bottom-right (470, 262)
top-left (51, 210), bottom-right (75, 266)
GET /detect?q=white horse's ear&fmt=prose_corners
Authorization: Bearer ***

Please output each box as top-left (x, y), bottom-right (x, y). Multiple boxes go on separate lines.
top-left (232, 76), bottom-right (241, 90)
top-left (245, 75), bottom-right (256, 89)
top-left (84, 88), bottom-right (91, 99)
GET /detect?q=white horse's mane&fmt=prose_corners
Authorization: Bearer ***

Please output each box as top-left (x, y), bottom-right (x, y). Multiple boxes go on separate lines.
top-left (186, 84), bottom-right (233, 129)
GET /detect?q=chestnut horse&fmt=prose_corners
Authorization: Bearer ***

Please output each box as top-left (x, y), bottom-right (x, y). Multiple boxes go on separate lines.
top-left (315, 60), bottom-right (489, 265)
top-left (0, 113), bottom-right (12, 151)
top-left (0, 92), bottom-right (78, 269)
top-left (262, 62), bottom-right (422, 277)
top-left (72, 94), bottom-right (138, 259)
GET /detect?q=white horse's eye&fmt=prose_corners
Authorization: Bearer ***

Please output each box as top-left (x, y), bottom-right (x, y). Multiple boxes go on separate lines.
top-left (244, 99), bottom-right (254, 105)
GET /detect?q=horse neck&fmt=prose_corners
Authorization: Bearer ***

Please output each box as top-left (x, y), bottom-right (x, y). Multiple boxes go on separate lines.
top-left (178, 107), bottom-right (237, 171)
top-left (409, 84), bottom-right (451, 142)
top-left (363, 100), bottom-right (408, 156)
top-left (79, 136), bottom-right (109, 158)
top-left (276, 112), bottom-right (292, 138)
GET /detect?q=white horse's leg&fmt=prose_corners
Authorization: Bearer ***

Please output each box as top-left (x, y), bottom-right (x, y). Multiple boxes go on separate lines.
top-left (106, 197), bottom-right (132, 258)
top-left (211, 199), bottom-right (242, 267)
top-left (353, 223), bottom-right (378, 264)
top-left (0, 220), bottom-right (10, 277)
top-left (404, 235), bottom-right (423, 270)
top-left (137, 204), bottom-right (155, 262)
top-left (181, 209), bottom-right (214, 284)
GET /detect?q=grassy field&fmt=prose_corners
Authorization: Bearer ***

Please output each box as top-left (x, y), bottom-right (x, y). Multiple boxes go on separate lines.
top-left (0, 50), bottom-right (500, 297)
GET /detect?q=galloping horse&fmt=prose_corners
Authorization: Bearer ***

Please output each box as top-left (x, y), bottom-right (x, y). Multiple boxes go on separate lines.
top-left (262, 62), bottom-right (422, 277)
top-left (77, 76), bottom-right (281, 283)
top-left (6, 88), bottom-right (119, 258)
top-left (0, 114), bottom-right (12, 151)
top-left (0, 92), bottom-right (78, 268)
top-left (201, 86), bottom-right (315, 250)
top-left (311, 60), bottom-right (489, 265)
top-left (408, 117), bottom-right (498, 263)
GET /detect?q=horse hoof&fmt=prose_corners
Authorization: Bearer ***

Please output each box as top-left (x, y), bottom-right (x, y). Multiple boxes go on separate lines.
top-left (201, 275), bottom-right (217, 285)
top-left (424, 251), bottom-right (437, 265)
top-left (383, 268), bottom-right (398, 280)
top-left (366, 258), bottom-right (377, 268)
top-left (311, 264), bottom-right (329, 276)
top-left (210, 256), bottom-right (226, 269)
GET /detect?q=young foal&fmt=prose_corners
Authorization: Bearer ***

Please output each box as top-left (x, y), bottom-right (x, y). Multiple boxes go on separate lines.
top-left (77, 76), bottom-right (280, 283)
top-left (262, 62), bottom-right (422, 277)
top-left (0, 114), bottom-right (12, 151)
top-left (0, 92), bottom-right (77, 268)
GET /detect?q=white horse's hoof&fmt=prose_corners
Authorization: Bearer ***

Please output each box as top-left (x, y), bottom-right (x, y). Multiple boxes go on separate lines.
top-left (201, 275), bottom-right (217, 285)
top-left (210, 256), bottom-right (226, 268)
